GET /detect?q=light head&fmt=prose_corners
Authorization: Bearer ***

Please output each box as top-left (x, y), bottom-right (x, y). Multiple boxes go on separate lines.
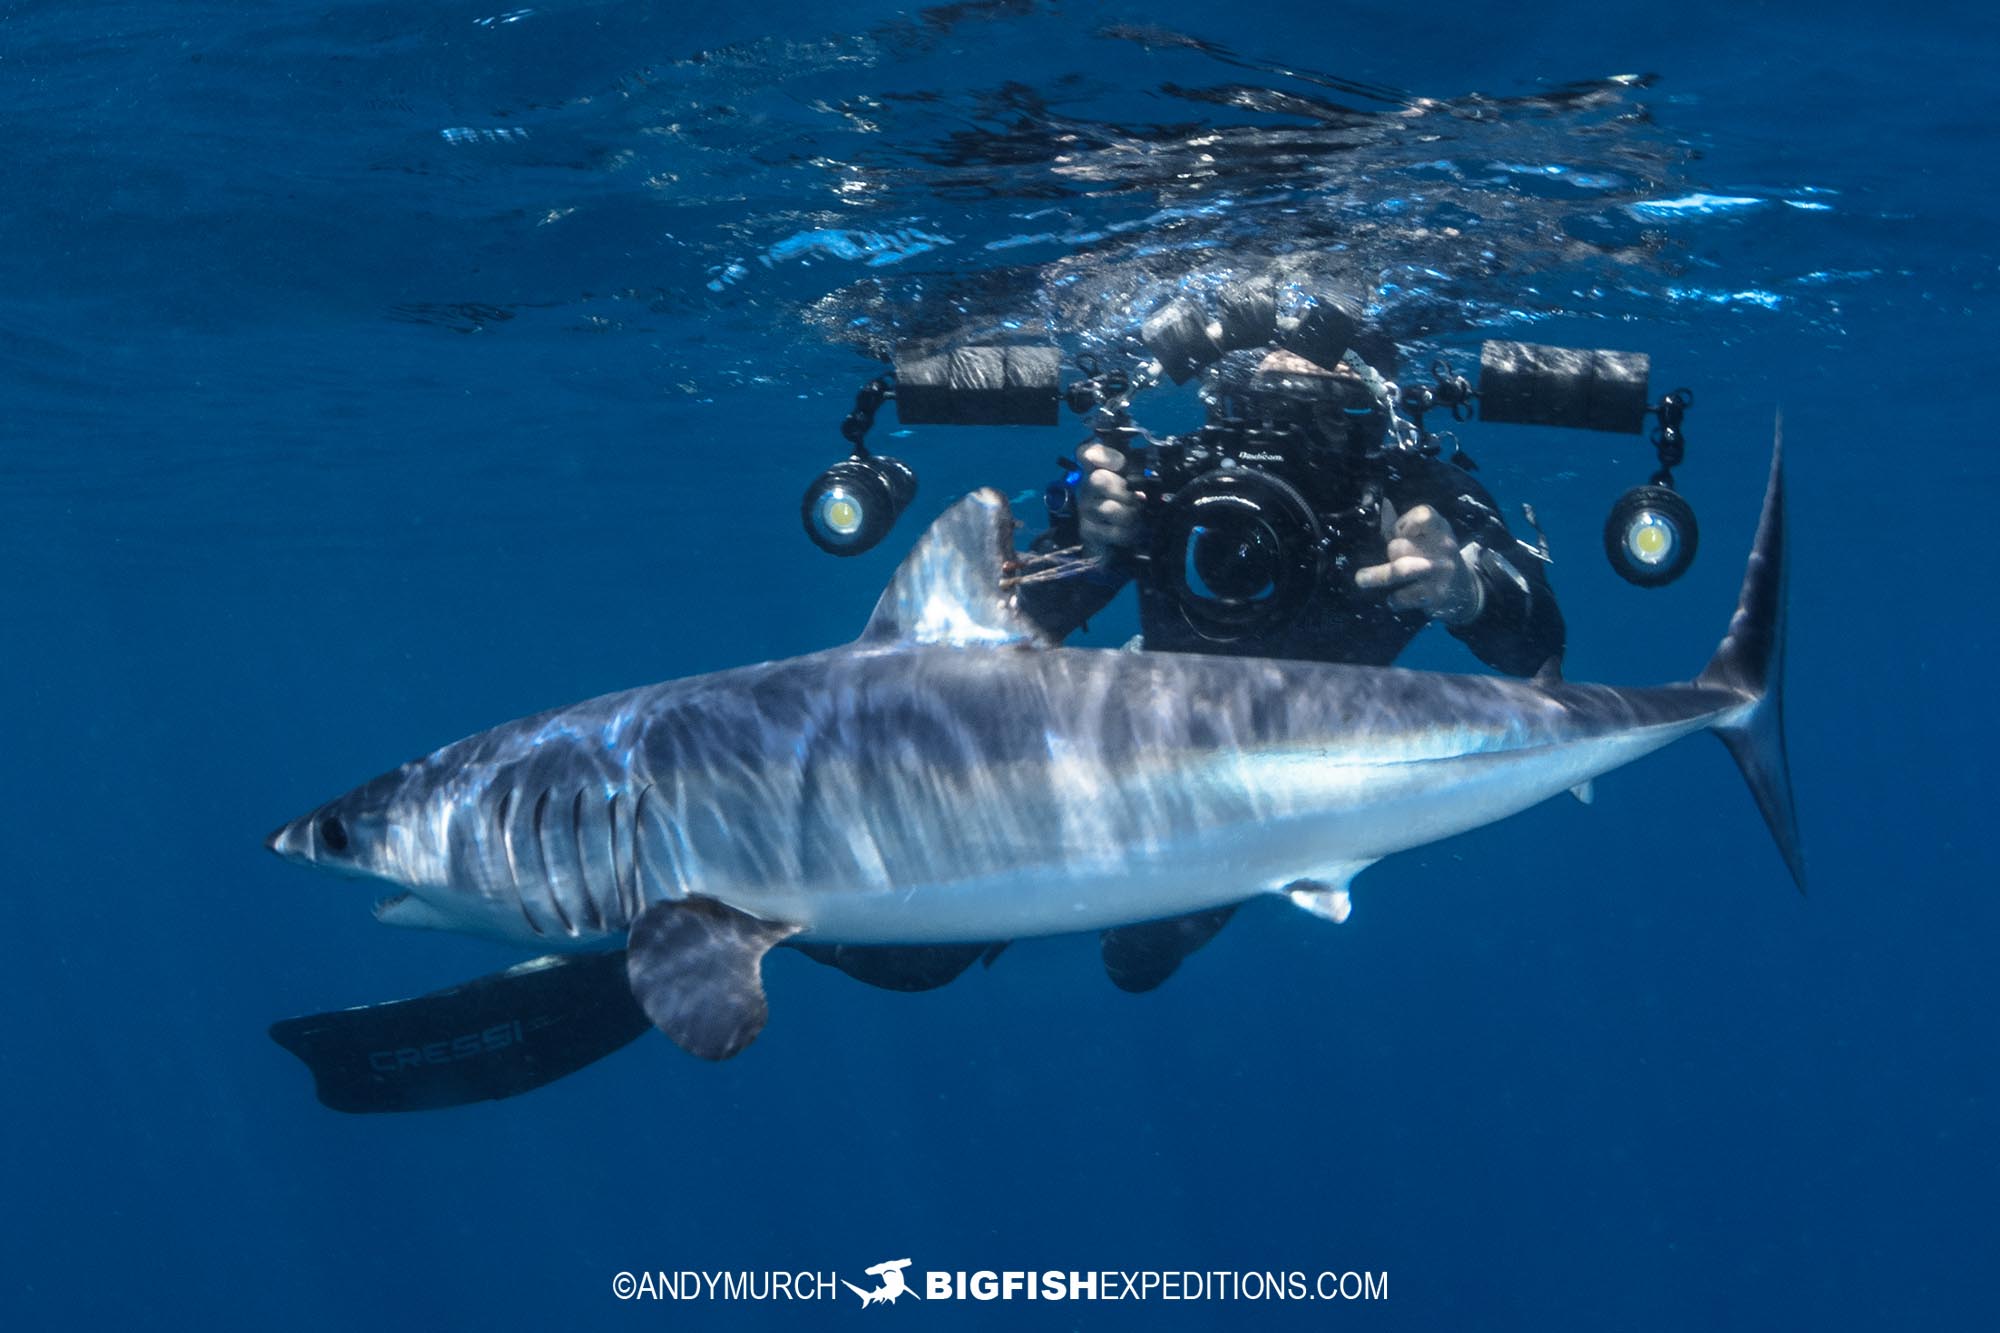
top-left (801, 454), bottom-right (918, 556)
top-left (1603, 484), bottom-right (1700, 587)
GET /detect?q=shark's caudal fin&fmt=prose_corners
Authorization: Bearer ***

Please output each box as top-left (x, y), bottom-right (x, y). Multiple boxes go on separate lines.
top-left (1696, 418), bottom-right (1805, 891)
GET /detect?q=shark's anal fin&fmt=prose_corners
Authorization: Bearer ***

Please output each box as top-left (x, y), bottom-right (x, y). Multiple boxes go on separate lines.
top-left (626, 898), bottom-right (802, 1061)
top-left (1275, 864), bottom-right (1373, 923)
top-left (789, 940), bottom-right (1000, 992)
top-left (1286, 882), bottom-right (1353, 923)
top-left (858, 488), bottom-right (1046, 648)
top-left (1569, 780), bottom-right (1595, 805)
top-left (1100, 906), bottom-right (1239, 993)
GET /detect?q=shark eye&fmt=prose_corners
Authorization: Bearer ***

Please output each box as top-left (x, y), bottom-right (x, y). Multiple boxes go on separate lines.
top-left (318, 815), bottom-right (350, 853)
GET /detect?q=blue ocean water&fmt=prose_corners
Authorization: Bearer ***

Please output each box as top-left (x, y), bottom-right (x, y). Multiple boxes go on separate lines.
top-left (4, 0), bottom-right (1995, 1327)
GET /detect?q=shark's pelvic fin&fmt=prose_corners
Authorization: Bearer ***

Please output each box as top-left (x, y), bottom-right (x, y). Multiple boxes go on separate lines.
top-left (1100, 905), bottom-right (1240, 993)
top-left (858, 488), bottom-right (1047, 648)
top-left (1697, 417), bottom-right (1804, 892)
top-left (789, 940), bottom-right (1000, 992)
top-left (626, 897), bottom-right (802, 1060)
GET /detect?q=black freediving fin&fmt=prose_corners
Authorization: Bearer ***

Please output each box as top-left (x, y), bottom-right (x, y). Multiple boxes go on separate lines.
top-left (788, 940), bottom-right (1003, 992)
top-left (1100, 905), bottom-right (1239, 993)
top-left (268, 950), bottom-right (649, 1114)
top-left (626, 897), bottom-right (802, 1060)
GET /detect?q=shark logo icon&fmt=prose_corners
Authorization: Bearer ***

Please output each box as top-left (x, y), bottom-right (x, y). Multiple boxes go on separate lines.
top-left (845, 1258), bottom-right (920, 1307)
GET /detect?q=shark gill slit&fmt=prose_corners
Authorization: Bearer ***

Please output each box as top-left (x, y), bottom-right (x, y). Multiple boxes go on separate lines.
top-left (606, 789), bottom-right (629, 929)
top-left (530, 788), bottom-right (555, 904)
top-left (535, 793), bottom-right (574, 937)
top-left (628, 783), bottom-right (655, 924)
top-left (500, 785), bottom-right (543, 938)
top-left (570, 788), bottom-right (595, 934)
top-left (578, 789), bottom-right (611, 934)
top-left (496, 788), bottom-right (522, 892)
top-left (527, 786), bottom-right (573, 938)
top-left (619, 790), bottom-right (641, 926)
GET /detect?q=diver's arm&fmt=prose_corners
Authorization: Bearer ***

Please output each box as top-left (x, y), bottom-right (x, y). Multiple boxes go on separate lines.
top-left (1014, 443), bottom-right (1138, 641)
top-left (1432, 469), bottom-right (1566, 678)
top-left (1372, 461), bottom-right (1563, 678)
top-left (1013, 504), bottom-right (1132, 641)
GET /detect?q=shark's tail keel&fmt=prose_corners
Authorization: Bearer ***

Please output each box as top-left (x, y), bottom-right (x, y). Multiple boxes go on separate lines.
top-left (1696, 419), bottom-right (1804, 891)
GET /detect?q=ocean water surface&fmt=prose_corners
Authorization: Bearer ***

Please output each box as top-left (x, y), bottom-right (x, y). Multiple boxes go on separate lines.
top-left (3, 1), bottom-right (1994, 1328)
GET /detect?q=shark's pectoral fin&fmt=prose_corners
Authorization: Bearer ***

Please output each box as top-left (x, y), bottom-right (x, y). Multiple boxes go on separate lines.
top-left (789, 940), bottom-right (1000, 993)
top-left (1274, 863), bottom-right (1374, 923)
top-left (626, 897), bottom-right (802, 1061)
top-left (1100, 905), bottom-right (1240, 993)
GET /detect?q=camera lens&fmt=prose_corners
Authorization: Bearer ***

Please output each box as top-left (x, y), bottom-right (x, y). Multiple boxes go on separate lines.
top-left (1187, 519), bottom-right (1283, 602)
top-left (1154, 469), bottom-right (1321, 641)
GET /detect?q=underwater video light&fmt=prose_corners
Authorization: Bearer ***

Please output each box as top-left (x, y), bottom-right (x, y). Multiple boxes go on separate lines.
top-left (1603, 484), bottom-right (1699, 587)
top-left (801, 452), bottom-right (917, 556)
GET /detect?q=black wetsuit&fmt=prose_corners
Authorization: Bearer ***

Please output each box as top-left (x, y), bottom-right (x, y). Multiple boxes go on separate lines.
top-left (1018, 448), bottom-right (1565, 678)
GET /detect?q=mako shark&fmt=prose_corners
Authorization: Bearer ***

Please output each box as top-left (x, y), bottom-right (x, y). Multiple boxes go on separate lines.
top-left (269, 436), bottom-right (1798, 1070)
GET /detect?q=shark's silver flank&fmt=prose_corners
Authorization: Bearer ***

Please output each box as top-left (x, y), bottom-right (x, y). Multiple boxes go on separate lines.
top-left (269, 432), bottom-right (1798, 1061)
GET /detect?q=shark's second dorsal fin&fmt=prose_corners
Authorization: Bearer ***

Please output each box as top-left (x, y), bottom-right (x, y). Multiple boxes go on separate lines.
top-left (859, 488), bottom-right (1046, 647)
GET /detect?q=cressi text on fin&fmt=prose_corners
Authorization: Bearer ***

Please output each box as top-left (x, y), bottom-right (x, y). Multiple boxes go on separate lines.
top-left (268, 950), bottom-right (648, 1113)
top-left (626, 897), bottom-right (802, 1061)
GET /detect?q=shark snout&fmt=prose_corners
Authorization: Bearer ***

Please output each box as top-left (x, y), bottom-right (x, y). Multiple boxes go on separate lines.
top-left (265, 814), bottom-right (315, 862)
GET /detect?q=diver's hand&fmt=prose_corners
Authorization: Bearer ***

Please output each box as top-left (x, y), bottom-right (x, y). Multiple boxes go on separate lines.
top-left (1076, 441), bottom-right (1142, 556)
top-left (1354, 505), bottom-right (1485, 625)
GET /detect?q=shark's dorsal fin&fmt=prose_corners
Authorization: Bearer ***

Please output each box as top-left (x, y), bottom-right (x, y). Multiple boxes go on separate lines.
top-left (859, 488), bottom-right (1046, 647)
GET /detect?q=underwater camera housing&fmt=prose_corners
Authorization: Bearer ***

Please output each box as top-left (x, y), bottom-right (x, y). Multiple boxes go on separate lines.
top-left (799, 317), bottom-right (1703, 610)
top-left (1143, 442), bottom-right (1326, 642)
